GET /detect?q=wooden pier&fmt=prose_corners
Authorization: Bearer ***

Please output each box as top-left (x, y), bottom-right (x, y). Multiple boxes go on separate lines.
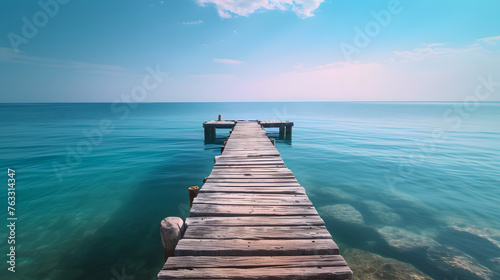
top-left (158, 120), bottom-right (352, 279)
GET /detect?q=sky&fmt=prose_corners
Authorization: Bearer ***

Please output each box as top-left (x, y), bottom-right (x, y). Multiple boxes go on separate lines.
top-left (1, 0), bottom-right (500, 102)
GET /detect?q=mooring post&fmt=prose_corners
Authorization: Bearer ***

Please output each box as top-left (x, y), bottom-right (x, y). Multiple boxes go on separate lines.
top-left (218, 114), bottom-right (222, 121)
top-left (188, 186), bottom-right (199, 207)
top-left (270, 138), bottom-right (275, 146)
top-left (160, 217), bottom-right (186, 261)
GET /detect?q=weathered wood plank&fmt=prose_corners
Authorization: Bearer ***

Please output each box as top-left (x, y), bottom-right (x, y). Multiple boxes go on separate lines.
top-left (199, 186), bottom-right (306, 194)
top-left (194, 193), bottom-right (309, 199)
top-left (220, 152), bottom-right (281, 157)
top-left (205, 179), bottom-right (298, 183)
top-left (185, 216), bottom-right (325, 227)
top-left (192, 199), bottom-right (311, 206)
top-left (190, 204), bottom-right (318, 217)
top-left (162, 255), bottom-right (348, 270)
top-left (214, 164), bottom-right (286, 168)
top-left (222, 149), bottom-right (278, 152)
top-left (201, 183), bottom-right (302, 189)
top-left (207, 175), bottom-right (295, 179)
top-left (183, 226), bottom-right (331, 239)
top-left (175, 238), bottom-right (340, 256)
top-left (213, 165), bottom-right (286, 169)
top-left (216, 156), bottom-right (281, 160)
top-left (158, 266), bottom-right (352, 279)
top-left (193, 193), bottom-right (312, 206)
top-left (214, 161), bottom-right (284, 165)
top-left (209, 169), bottom-right (293, 174)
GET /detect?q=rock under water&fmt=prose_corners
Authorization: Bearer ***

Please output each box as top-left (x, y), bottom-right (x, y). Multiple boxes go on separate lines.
top-left (426, 245), bottom-right (494, 280)
top-left (343, 248), bottom-right (432, 280)
top-left (364, 200), bottom-right (402, 224)
top-left (319, 204), bottom-right (364, 225)
top-left (377, 226), bottom-right (438, 253)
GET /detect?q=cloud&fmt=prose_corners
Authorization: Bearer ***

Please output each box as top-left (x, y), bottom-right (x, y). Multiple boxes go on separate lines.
top-left (476, 35), bottom-right (500, 45)
top-left (213, 58), bottom-right (243, 64)
top-left (196, 0), bottom-right (324, 19)
top-left (393, 35), bottom-right (500, 62)
top-left (182, 20), bottom-right (204, 25)
top-left (0, 47), bottom-right (127, 74)
top-left (393, 47), bottom-right (460, 61)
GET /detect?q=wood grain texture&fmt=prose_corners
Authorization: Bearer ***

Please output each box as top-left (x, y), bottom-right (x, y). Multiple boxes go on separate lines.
top-left (158, 266), bottom-right (352, 279)
top-left (201, 182), bottom-right (302, 187)
top-left (163, 255), bottom-right (348, 269)
top-left (175, 238), bottom-right (340, 256)
top-left (199, 186), bottom-right (307, 195)
top-left (189, 204), bottom-right (319, 217)
top-left (193, 193), bottom-right (313, 206)
top-left (183, 226), bottom-right (332, 239)
top-left (185, 216), bottom-right (325, 227)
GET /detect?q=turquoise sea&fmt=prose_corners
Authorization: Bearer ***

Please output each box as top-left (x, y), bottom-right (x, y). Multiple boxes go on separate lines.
top-left (1, 102), bottom-right (499, 280)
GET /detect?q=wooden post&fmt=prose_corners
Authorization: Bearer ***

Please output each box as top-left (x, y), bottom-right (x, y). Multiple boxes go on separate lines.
top-left (188, 186), bottom-right (199, 207)
top-left (211, 127), bottom-right (216, 141)
top-left (270, 139), bottom-right (275, 146)
top-left (218, 115), bottom-right (222, 121)
top-left (285, 125), bottom-right (292, 139)
top-left (279, 125), bottom-right (285, 139)
top-left (160, 217), bottom-right (186, 261)
top-left (221, 146), bottom-right (225, 154)
top-left (204, 127), bottom-right (211, 142)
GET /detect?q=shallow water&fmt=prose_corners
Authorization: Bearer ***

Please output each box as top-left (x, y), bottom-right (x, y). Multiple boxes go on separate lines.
top-left (1, 102), bottom-right (499, 279)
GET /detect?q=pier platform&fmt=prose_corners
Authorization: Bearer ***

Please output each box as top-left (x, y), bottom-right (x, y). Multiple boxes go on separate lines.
top-left (158, 120), bottom-right (352, 279)
top-left (203, 120), bottom-right (293, 141)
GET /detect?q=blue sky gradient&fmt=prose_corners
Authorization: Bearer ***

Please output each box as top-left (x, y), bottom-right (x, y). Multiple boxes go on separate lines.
top-left (1, 0), bottom-right (499, 102)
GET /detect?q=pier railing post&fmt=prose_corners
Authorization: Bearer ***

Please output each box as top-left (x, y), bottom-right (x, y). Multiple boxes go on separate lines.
top-left (160, 217), bottom-right (186, 261)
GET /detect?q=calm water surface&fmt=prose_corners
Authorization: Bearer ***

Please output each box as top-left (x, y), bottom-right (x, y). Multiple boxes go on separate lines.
top-left (0, 102), bottom-right (499, 279)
